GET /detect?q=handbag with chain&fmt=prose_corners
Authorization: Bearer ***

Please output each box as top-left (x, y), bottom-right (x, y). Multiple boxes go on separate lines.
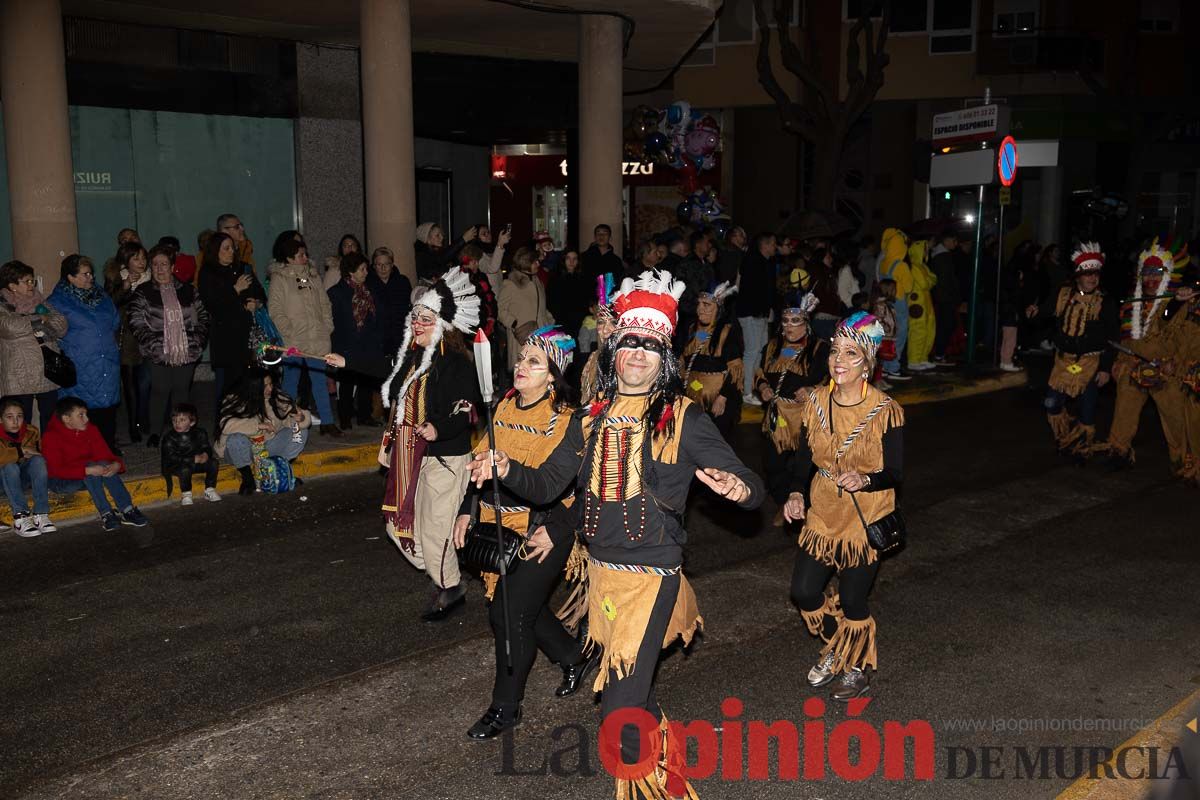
top-left (828, 392), bottom-right (906, 554)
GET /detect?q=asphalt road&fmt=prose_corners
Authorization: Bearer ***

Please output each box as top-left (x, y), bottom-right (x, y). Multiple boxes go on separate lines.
top-left (3, 379), bottom-right (1198, 799)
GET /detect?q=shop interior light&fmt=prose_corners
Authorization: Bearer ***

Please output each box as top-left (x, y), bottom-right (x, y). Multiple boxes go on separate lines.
top-left (964, 213), bottom-right (976, 224)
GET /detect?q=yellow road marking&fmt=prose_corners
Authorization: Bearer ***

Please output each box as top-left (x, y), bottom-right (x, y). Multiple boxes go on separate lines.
top-left (1057, 687), bottom-right (1200, 800)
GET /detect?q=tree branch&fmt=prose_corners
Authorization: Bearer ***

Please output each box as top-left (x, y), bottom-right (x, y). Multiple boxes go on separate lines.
top-left (846, 0), bottom-right (892, 124)
top-left (768, 0), bottom-right (832, 119)
top-left (752, 0), bottom-right (818, 139)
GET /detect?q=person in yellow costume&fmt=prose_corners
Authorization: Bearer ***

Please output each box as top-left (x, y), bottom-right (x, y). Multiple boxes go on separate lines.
top-left (905, 238), bottom-right (937, 371)
top-left (877, 228), bottom-right (913, 378)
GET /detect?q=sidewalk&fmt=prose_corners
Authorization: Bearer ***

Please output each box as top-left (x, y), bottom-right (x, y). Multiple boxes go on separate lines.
top-left (14, 366), bottom-right (1027, 529)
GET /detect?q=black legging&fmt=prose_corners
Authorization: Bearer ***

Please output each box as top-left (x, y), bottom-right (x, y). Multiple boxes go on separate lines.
top-left (600, 571), bottom-right (680, 765)
top-left (337, 368), bottom-right (379, 424)
top-left (762, 443), bottom-right (798, 506)
top-left (489, 527), bottom-right (583, 712)
top-left (790, 547), bottom-right (879, 632)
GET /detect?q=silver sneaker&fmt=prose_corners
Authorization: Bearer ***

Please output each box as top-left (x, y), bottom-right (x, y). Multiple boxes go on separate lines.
top-left (14, 515), bottom-right (40, 538)
top-left (831, 668), bottom-right (870, 702)
top-left (34, 514), bottom-right (57, 533)
top-left (806, 651), bottom-right (838, 688)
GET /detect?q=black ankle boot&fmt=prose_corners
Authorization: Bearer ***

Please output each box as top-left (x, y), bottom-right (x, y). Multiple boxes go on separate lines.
top-left (238, 466), bottom-right (256, 495)
top-left (467, 705), bottom-right (521, 740)
top-left (555, 650), bottom-right (600, 698)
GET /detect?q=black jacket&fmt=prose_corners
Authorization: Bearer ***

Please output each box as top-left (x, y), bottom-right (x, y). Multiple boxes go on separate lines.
top-left (129, 280), bottom-right (210, 365)
top-left (547, 269), bottom-right (593, 340)
top-left (161, 427), bottom-right (215, 474)
top-left (581, 243), bottom-right (624, 288)
top-left (735, 251), bottom-right (776, 318)
top-left (1042, 287), bottom-right (1120, 371)
top-left (414, 239), bottom-right (468, 283)
top-left (366, 270), bottom-right (412, 356)
top-left (349, 345), bottom-right (481, 458)
top-left (198, 262), bottom-right (266, 369)
top-left (328, 279), bottom-right (388, 363)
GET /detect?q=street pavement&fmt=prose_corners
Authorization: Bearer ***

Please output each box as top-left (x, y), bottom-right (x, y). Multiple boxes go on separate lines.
top-left (2, 378), bottom-right (1198, 799)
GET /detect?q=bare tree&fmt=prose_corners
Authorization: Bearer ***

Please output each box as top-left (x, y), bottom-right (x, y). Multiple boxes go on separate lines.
top-left (753, 0), bottom-right (892, 210)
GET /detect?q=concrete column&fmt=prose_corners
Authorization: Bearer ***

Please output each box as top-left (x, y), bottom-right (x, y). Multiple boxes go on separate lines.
top-left (0, 0), bottom-right (78, 286)
top-left (578, 16), bottom-right (624, 255)
top-left (360, 0), bottom-right (416, 283)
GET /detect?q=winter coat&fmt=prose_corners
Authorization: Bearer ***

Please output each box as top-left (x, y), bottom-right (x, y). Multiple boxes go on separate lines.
top-left (42, 415), bottom-right (124, 479)
top-left (0, 301), bottom-right (69, 396)
top-left (0, 423), bottom-right (42, 467)
top-left (160, 426), bottom-right (216, 474)
top-left (735, 251), bottom-right (776, 318)
top-left (128, 279), bottom-right (210, 365)
top-left (328, 278), bottom-right (388, 362)
top-left (929, 243), bottom-right (960, 306)
top-left (581, 243), bottom-right (624, 287)
top-left (267, 261), bottom-right (335, 357)
top-left (198, 261), bottom-right (266, 370)
top-left (498, 269), bottom-right (554, 368)
top-left (46, 283), bottom-right (121, 408)
top-left (366, 269), bottom-right (413, 355)
top-left (414, 238), bottom-right (467, 283)
top-left (878, 228), bottom-right (913, 298)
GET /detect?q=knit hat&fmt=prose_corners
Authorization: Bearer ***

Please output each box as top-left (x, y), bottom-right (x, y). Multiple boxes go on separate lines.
top-left (612, 269), bottom-right (686, 341)
top-left (525, 325), bottom-right (576, 372)
top-left (1071, 242), bottom-right (1104, 274)
top-left (832, 311), bottom-right (885, 359)
top-left (697, 281), bottom-right (737, 306)
top-left (415, 222), bottom-right (437, 245)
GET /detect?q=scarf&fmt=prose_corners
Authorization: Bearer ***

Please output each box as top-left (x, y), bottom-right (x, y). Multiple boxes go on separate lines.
top-left (1, 425), bottom-right (28, 460)
top-left (159, 281), bottom-right (191, 366)
top-left (348, 278), bottom-right (375, 330)
top-left (59, 281), bottom-right (106, 309)
top-left (382, 371), bottom-right (429, 552)
top-left (0, 287), bottom-right (45, 315)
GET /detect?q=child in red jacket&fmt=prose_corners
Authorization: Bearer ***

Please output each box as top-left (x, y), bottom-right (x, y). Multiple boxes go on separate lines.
top-left (43, 397), bottom-right (149, 532)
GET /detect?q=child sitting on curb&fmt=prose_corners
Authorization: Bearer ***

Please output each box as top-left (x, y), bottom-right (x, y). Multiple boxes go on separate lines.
top-left (161, 403), bottom-right (221, 506)
top-left (42, 397), bottom-right (149, 532)
top-left (0, 397), bottom-right (56, 537)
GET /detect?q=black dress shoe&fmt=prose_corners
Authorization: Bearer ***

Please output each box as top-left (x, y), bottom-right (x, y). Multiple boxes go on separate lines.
top-left (555, 651), bottom-right (600, 697)
top-left (420, 583), bottom-right (466, 622)
top-left (467, 706), bottom-right (521, 740)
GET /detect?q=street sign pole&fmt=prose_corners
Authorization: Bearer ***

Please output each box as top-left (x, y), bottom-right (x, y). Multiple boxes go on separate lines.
top-left (994, 200), bottom-right (1004, 366)
top-left (967, 183), bottom-right (985, 365)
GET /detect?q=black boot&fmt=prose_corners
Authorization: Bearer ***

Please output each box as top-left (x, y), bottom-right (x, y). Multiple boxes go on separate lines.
top-left (421, 583), bottom-right (466, 622)
top-left (555, 650), bottom-right (600, 698)
top-left (238, 466), bottom-right (256, 495)
top-left (466, 705), bottom-right (521, 740)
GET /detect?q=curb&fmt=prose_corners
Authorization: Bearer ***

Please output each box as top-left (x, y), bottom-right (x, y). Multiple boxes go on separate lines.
top-left (21, 371), bottom-right (1026, 531)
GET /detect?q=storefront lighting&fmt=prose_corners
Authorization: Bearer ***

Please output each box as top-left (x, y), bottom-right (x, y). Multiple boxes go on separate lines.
top-left (559, 159), bottom-right (653, 177)
top-left (964, 213), bottom-right (976, 224)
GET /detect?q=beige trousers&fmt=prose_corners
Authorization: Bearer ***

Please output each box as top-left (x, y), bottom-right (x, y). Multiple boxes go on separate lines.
top-left (389, 453), bottom-right (470, 589)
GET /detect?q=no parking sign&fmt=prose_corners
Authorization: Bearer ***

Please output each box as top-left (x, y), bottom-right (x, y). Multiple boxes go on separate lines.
top-left (997, 135), bottom-right (1018, 187)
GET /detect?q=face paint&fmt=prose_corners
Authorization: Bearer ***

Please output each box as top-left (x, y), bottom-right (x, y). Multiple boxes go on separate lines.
top-left (615, 333), bottom-right (667, 356)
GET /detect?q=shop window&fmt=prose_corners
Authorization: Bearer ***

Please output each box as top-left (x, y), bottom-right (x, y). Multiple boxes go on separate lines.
top-left (532, 187), bottom-right (568, 248)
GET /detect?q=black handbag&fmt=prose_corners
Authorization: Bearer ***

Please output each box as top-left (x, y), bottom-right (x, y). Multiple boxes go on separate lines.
top-left (459, 521), bottom-right (524, 576)
top-left (40, 344), bottom-right (77, 389)
top-left (850, 492), bottom-right (906, 554)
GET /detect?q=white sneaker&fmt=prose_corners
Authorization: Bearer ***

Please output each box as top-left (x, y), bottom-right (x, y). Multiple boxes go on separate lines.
top-left (34, 514), bottom-right (56, 533)
top-left (742, 394), bottom-right (763, 407)
top-left (204, 487), bottom-right (222, 502)
top-left (14, 515), bottom-right (40, 538)
top-left (908, 362), bottom-right (935, 372)
top-left (180, 492), bottom-right (194, 506)
top-left (999, 362), bottom-right (1024, 372)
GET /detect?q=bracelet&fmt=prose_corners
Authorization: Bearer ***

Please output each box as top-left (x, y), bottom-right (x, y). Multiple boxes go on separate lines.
top-left (862, 474), bottom-right (872, 489)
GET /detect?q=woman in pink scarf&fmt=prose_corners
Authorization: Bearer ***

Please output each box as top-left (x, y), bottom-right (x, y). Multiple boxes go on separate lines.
top-left (0, 260), bottom-right (69, 430)
top-left (128, 246), bottom-right (210, 448)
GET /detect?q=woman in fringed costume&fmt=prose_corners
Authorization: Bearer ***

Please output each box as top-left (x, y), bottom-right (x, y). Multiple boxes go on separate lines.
top-left (470, 270), bottom-right (764, 799)
top-left (1034, 243), bottom-right (1118, 462)
top-left (581, 275), bottom-right (617, 405)
top-left (783, 312), bottom-right (903, 702)
top-left (452, 326), bottom-right (599, 739)
top-left (1102, 239), bottom-right (1187, 470)
top-left (330, 268), bottom-right (482, 622)
top-left (753, 292), bottom-right (828, 525)
top-left (679, 282), bottom-right (743, 439)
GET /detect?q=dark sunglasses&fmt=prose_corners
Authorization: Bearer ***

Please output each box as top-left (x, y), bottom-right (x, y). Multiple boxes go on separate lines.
top-left (615, 334), bottom-right (667, 355)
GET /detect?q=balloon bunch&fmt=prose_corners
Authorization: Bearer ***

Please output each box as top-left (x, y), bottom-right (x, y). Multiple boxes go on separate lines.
top-left (625, 100), bottom-right (721, 184)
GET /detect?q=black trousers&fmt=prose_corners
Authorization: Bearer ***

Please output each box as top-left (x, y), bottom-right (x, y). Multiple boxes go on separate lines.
top-left (89, 405), bottom-right (120, 454)
top-left (149, 363), bottom-right (196, 436)
top-left (790, 547), bottom-right (879, 629)
top-left (490, 534), bottom-right (582, 711)
top-left (933, 300), bottom-right (958, 357)
top-left (337, 369), bottom-right (379, 425)
top-left (17, 390), bottom-right (58, 433)
top-left (171, 458), bottom-right (220, 492)
top-left (600, 571), bottom-right (679, 765)
top-left (762, 442), bottom-right (797, 506)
